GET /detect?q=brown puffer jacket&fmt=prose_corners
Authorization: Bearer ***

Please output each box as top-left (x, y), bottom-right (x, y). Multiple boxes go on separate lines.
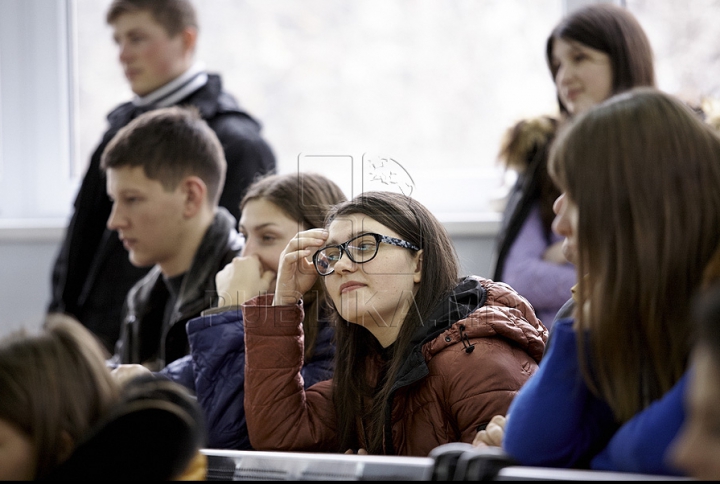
top-left (243, 276), bottom-right (547, 457)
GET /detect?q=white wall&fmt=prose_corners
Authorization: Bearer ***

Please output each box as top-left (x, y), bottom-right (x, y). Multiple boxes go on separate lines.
top-left (0, 239), bottom-right (62, 336)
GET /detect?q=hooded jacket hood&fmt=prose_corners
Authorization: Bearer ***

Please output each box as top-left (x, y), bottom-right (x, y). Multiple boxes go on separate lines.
top-left (392, 275), bottom-right (546, 394)
top-left (382, 275), bottom-right (546, 454)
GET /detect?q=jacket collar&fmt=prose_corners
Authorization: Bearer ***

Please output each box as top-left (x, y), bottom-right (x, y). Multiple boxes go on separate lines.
top-left (132, 62), bottom-right (208, 108)
top-left (106, 74), bottom-right (261, 130)
top-left (418, 277), bottom-right (488, 345)
top-left (390, 276), bottom-right (487, 393)
top-left (174, 207), bottom-right (242, 315)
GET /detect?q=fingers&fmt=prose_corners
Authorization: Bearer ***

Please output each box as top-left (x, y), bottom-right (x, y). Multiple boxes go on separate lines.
top-left (230, 254), bottom-right (262, 271)
top-left (284, 229), bottom-right (329, 254)
top-left (216, 255), bottom-right (276, 306)
top-left (273, 230), bottom-right (328, 306)
top-left (278, 230), bottom-right (328, 276)
top-left (485, 415), bottom-right (507, 447)
top-left (485, 422), bottom-right (505, 447)
top-left (489, 414), bottom-right (507, 429)
top-left (472, 430), bottom-right (490, 447)
top-left (261, 269), bottom-right (276, 286)
top-left (473, 415), bottom-right (507, 448)
top-left (217, 255), bottom-right (262, 284)
top-left (281, 249), bottom-right (314, 263)
top-left (111, 364), bottom-right (152, 386)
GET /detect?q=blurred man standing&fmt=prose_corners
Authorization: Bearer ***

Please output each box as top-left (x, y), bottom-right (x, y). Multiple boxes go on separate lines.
top-left (49, 0), bottom-right (275, 353)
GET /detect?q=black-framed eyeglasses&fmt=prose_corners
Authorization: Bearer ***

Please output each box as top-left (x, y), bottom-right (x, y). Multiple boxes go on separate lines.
top-left (312, 232), bottom-right (420, 276)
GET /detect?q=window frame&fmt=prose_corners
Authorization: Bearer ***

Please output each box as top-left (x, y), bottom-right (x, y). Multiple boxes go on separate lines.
top-left (0, 0), bottom-right (77, 227)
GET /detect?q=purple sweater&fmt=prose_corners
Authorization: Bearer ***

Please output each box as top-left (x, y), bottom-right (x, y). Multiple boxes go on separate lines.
top-left (501, 203), bottom-right (575, 328)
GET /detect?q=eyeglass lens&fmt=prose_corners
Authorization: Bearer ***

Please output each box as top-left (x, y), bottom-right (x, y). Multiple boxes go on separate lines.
top-left (315, 234), bottom-right (379, 275)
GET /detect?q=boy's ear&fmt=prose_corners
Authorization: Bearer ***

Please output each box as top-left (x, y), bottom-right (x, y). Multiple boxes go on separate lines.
top-left (181, 26), bottom-right (198, 55)
top-left (181, 176), bottom-right (207, 218)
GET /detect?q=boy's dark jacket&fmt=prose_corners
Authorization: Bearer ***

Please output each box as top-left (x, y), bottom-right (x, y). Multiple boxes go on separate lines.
top-left (49, 74), bottom-right (275, 353)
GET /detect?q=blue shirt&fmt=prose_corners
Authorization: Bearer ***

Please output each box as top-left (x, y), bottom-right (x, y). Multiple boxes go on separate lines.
top-left (504, 318), bottom-right (687, 476)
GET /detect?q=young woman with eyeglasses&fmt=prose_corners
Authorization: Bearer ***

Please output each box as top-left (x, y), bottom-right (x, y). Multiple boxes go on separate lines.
top-left (227, 191), bottom-right (547, 456)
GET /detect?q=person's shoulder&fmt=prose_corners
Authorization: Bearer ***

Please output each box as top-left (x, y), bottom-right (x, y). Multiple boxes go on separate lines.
top-left (541, 317), bottom-right (578, 360)
top-left (209, 104), bottom-right (264, 138)
top-left (461, 276), bottom-right (548, 360)
top-left (552, 297), bottom-right (576, 325)
top-left (197, 74), bottom-right (260, 123)
top-left (106, 100), bottom-right (138, 127)
top-left (425, 320), bottom-right (534, 395)
top-left (472, 276), bottom-right (541, 323)
top-left (186, 309), bottom-right (246, 351)
top-left (210, 207), bottom-right (241, 240)
top-left (189, 76), bottom-right (272, 155)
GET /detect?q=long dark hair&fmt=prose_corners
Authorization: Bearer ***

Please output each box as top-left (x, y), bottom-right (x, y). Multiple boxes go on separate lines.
top-left (325, 191), bottom-right (460, 454)
top-left (549, 88), bottom-right (720, 422)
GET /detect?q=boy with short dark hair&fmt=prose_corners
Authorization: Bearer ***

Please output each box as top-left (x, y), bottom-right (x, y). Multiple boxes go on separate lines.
top-left (49, 0), bottom-right (275, 354)
top-left (103, 106), bottom-right (242, 370)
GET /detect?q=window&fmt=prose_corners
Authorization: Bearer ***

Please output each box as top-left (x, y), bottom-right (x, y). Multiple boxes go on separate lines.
top-left (4, 0), bottom-right (719, 223)
top-left (73, 0), bottom-right (563, 219)
top-left (626, 0), bottom-right (720, 106)
top-left (0, 0), bottom-right (77, 221)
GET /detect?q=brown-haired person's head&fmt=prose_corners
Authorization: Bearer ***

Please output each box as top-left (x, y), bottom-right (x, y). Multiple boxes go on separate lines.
top-left (237, 172), bottom-right (347, 359)
top-left (239, 172), bottom-right (348, 276)
top-left (107, 0), bottom-right (199, 96)
top-left (102, 106), bottom-right (226, 276)
top-left (0, 314), bottom-right (120, 480)
top-left (546, 3), bottom-right (655, 116)
top-left (549, 87), bottom-right (720, 422)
